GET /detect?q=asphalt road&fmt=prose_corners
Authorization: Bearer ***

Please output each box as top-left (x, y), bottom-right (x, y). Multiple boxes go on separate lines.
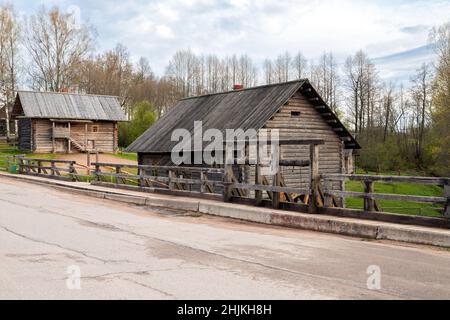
top-left (1, 178), bottom-right (449, 300)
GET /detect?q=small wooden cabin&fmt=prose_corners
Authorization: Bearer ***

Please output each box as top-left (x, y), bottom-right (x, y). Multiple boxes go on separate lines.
top-left (12, 91), bottom-right (127, 154)
top-left (126, 80), bottom-right (360, 190)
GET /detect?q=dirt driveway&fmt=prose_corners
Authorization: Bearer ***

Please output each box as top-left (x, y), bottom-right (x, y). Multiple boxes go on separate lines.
top-left (55, 153), bottom-right (137, 167)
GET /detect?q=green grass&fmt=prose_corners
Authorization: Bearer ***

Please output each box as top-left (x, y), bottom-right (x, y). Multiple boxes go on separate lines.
top-left (110, 151), bottom-right (138, 162)
top-left (345, 180), bottom-right (445, 217)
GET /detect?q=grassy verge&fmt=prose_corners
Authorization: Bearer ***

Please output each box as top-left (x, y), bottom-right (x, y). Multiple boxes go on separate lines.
top-left (345, 180), bottom-right (445, 217)
top-left (112, 151), bottom-right (138, 162)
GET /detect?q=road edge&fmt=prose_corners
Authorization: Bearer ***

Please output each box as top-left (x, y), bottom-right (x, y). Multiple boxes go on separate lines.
top-left (2, 172), bottom-right (450, 248)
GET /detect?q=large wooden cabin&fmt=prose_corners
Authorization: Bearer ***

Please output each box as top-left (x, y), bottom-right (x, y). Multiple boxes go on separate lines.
top-left (126, 80), bottom-right (360, 191)
top-left (12, 91), bottom-right (127, 154)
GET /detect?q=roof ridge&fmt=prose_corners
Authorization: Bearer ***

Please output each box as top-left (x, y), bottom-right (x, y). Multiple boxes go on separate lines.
top-left (17, 90), bottom-right (120, 99)
top-left (181, 79), bottom-right (308, 101)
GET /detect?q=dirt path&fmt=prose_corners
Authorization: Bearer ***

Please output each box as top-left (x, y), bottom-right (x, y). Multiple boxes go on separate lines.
top-left (55, 153), bottom-right (137, 167)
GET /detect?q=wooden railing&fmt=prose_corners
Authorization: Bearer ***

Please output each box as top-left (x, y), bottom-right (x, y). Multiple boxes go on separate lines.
top-left (321, 174), bottom-right (450, 218)
top-left (17, 157), bottom-right (79, 182)
top-left (91, 162), bottom-right (225, 199)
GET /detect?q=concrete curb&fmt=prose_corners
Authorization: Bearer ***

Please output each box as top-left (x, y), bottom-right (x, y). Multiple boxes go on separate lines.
top-left (2, 172), bottom-right (450, 248)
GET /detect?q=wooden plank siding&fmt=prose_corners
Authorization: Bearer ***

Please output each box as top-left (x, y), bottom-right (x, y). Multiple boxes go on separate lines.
top-left (244, 92), bottom-right (345, 192)
top-left (18, 118), bottom-right (32, 152)
top-left (139, 91), bottom-right (349, 195)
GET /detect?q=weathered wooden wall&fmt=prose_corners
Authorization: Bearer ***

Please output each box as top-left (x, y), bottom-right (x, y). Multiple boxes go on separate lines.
top-left (245, 92), bottom-right (347, 191)
top-left (138, 91), bottom-right (355, 192)
top-left (18, 119), bottom-right (32, 152)
top-left (18, 119), bottom-right (117, 153)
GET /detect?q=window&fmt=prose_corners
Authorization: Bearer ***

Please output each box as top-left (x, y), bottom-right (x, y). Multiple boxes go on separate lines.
top-left (291, 111), bottom-right (301, 118)
top-left (92, 126), bottom-right (99, 133)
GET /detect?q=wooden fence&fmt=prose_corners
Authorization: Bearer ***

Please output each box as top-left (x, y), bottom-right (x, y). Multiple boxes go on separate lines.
top-left (17, 157), bottom-right (79, 182)
top-left (91, 162), bottom-right (225, 200)
top-left (321, 174), bottom-right (450, 218)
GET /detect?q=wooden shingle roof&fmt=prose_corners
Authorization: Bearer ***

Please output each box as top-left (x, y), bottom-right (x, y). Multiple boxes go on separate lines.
top-left (126, 80), bottom-right (360, 153)
top-left (14, 91), bottom-right (127, 122)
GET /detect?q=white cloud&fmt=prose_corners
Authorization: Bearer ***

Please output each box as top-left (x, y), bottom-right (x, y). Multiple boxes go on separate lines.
top-left (14, 0), bottom-right (450, 82)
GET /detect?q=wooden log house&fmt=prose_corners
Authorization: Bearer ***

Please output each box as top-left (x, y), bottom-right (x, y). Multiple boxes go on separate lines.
top-left (126, 80), bottom-right (360, 192)
top-left (12, 91), bottom-right (127, 154)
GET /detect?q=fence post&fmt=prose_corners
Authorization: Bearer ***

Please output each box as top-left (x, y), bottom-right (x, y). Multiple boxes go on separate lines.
top-left (51, 161), bottom-right (56, 177)
top-left (69, 161), bottom-right (76, 182)
top-left (138, 167), bottom-right (145, 188)
top-left (95, 164), bottom-right (100, 182)
top-left (323, 179), bottom-right (333, 208)
top-left (116, 166), bottom-right (122, 184)
top-left (255, 141), bottom-right (263, 206)
top-left (18, 157), bottom-right (23, 174)
top-left (223, 143), bottom-right (233, 202)
top-left (364, 180), bottom-right (375, 212)
top-left (200, 171), bottom-right (206, 194)
top-left (445, 182), bottom-right (450, 218)
top-left (168, 169), bottom-right (175, 191)
top-left (271, 141), bottom-right (280, 209)
top-left (37, 160), bottom-right (42, 175)
top-left (309, 144), bottom-right (320, 214)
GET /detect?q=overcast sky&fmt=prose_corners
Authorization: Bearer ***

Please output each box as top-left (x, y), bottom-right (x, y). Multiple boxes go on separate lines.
top-left (12, 0), bottom-right (450, 85)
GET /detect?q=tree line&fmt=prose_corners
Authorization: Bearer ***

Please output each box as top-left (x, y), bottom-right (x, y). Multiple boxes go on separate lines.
top-left (0, 4), bottom-right (448, 176)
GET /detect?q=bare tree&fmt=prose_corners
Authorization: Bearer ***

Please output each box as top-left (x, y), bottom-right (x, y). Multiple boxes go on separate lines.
top-left (344, 50), bottom-right (379, 137)
top-left (410, 63), bottom-right (433, 165)
top-left (25, 6), bottom-right (94, 92)
top-left (292, 51), bottom-right (308, 80)
top-left (0, 4), bottom-right (20, 138)
top-left (311, 52), bottom-right (340, 111)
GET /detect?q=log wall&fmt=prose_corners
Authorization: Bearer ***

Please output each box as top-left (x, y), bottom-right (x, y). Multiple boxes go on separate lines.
top-left (18, 119), bottom-right (117, 153)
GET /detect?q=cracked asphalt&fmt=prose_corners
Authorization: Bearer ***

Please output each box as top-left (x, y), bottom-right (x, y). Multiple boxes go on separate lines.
top-left (1, 178), bottom-right (450, 300)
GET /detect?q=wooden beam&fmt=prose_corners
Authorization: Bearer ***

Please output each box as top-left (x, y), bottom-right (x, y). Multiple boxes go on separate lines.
top-left (272, 142), bottom-right (280, 209)
top-left (52, 121), bottom-right (55, 153)
top-left (445, 183), bottom-right (450, 218)
top-left (309, 144), bottom-right (320, 214)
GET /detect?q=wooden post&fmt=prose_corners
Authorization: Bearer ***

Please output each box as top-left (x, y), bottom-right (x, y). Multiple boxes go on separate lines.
top-left (85, 123), bottom-right (88, 151)
top-left (87, 152), bottom-right (91, 176)
top-left (272, 142), bottom-right (280, 209)
top-left (323, 180), bottom-right (333, 208)
top-left (37, 160), bottom-right (42, 175)
top-left (51, 161), bottom-right (56, 177)
top-left (168, 169), bottom-right (175, 191)
top-left (255, 141), bottom-right (263, 206)
top-left (52, 121), bottom-right (55, 153)
top-left (18, 157), bottom-right (23, 174)
top-left (116, 166), bottom-right (122, 185)
top-left (95, 164), bottom-right (100, 182)
top-left (69, 161), bottom-right (76, 182)
top-left (223, 144), bottom-right (233, 202)
top-left (364, 180), bottom-right (375, 212)
top-left (309, 144), bottom-right (320, 214)
top-left (200, 171), bottom-right (206, 194)
top-left (138, 167), bottom-right (145, 188)
top-left (68, 122), bottom-right (71, 153)
top-left (445, 182), bottom-right (450, 218)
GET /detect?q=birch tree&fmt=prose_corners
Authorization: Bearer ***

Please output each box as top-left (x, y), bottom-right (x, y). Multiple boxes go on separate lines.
top-left (0, 4), bottom-right (20, 137)
top-left (25, 6), bottom-right (94, 92)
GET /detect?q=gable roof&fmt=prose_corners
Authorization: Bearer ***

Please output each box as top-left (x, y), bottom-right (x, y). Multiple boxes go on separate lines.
top-left (126, 80), bottom-right (360, 153)
top-left (14, 91), bottom-right (127, 122)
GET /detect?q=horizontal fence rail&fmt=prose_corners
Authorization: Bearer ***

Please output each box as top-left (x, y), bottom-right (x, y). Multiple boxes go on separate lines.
top-left (321, 174), bottom-right (450, 218)
top-left (17, 157), bottom-right (79, 182)
top-left (91, 162), bottom-right (225, 199)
